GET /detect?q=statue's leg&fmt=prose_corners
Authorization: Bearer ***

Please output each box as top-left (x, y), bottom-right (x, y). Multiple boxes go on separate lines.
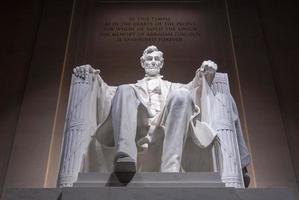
top-left (111, 85), bottom-right (140, 164)
top-left (160, 88), bottom-right (194, 172)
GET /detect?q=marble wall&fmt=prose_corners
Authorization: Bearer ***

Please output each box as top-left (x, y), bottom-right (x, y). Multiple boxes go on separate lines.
top-left (0, 1), bottom-right (43, 196)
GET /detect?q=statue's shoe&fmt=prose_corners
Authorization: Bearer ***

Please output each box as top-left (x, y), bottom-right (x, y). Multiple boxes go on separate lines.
top-left (114, 156), bottom-right (136, 172)
top-left (114, 156), bottom-right (136, 184)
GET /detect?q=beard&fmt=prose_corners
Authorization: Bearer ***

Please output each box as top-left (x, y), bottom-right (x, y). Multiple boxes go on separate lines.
top-left (143, 62), bottom-right (163, 77)
top-left (144, 67), bottom-right (161, 76)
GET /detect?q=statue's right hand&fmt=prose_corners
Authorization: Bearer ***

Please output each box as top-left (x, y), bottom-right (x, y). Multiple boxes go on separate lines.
top-left (73, 64), bottom-right (100, 79)
top-left (137, 136), bottom-right (151, 152)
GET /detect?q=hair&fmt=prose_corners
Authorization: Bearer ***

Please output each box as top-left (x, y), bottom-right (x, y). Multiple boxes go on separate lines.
top-left (140, 45), bottom-right (164, 68)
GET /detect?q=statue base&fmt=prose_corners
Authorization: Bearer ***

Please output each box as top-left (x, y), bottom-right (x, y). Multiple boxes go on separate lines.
top-left (73, 172), bottom-right (225, 187)
top-left (4, 187), bottom-right (295, 200)
top-left (3, 171), bottom-right (296, 200)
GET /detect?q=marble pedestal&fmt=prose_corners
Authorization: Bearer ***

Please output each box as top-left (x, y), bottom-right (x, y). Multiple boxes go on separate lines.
top-left (3, 172), bottom-right (295, 200)
top-left (73, 172), bottom-right (225, 187)
top-left (4, 187), bottom-right (295, 200)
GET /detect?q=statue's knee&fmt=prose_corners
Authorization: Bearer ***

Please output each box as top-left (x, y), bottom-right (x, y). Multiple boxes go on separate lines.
top-left (116, 84), bottom-right (134, 95)
top-left (118, 84), bottom-right (132, 91)
top-left (170, 88), bottom-right (192, 104)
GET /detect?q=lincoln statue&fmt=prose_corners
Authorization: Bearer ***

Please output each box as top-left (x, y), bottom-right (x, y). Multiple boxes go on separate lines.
top-left (58, 45), bottom-right (250, 187)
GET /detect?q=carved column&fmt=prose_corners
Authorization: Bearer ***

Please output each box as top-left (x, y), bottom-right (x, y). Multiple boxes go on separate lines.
top-left (211, 73), bottom-right (244, 188)
top-left (58, 75), bottom-right (93, 187)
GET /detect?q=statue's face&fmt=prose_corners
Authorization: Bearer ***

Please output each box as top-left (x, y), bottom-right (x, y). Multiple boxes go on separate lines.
top-left (142, 51), bottom-right (163, 76)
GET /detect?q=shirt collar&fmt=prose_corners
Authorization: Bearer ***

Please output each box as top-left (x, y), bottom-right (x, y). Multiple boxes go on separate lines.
top-left (144, 74), bottom-right (163, 81)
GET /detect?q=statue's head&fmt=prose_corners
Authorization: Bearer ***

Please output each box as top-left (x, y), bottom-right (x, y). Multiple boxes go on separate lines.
top-left (140, 45), bottom-right (164, 77)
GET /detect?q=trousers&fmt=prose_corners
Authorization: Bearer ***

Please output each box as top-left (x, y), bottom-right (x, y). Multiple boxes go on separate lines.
top-left (111, 84), bottom-right (194, 172)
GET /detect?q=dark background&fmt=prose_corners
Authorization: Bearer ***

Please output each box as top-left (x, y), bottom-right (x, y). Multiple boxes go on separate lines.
top-left (0, 0), bottom-right (298, 196)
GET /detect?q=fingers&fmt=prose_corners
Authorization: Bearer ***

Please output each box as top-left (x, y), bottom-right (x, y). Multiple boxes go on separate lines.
top-left (206, 60), bottom-right (217, 71)
top-left (137, 137), bottom-right (149, 151)
top-left (82, 65), bottom-right (87, 78)
top-left (200, 60), bottom-right (217, 74)
top-left (80, 66), bottom-right (84, 78)
top-left (73, 66), bottom-right (79, 78)
top-left (73, 67), bottom-right (77, 75)
top-left (74, 66), bottom-right (81, 78)
top-left (140, 143), bottom-right (149, 150)
top-left (137, 137), bottom-right (150, 147)
top-left (74, 66), bottom-right (85, 79)
top-left (73, 64), bottom-right (98, 79)
top-left (94, 69), bottom-right (101, 74)
top-left (137, 137), bottom-right (146, 147)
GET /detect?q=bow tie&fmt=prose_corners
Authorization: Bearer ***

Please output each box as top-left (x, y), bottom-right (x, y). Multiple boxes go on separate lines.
top-left (144, 75), bottom-right (163, 81)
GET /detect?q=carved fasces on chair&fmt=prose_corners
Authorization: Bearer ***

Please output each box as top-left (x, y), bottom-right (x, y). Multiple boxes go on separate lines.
top-left (58, 73), bottom-right (96, 187)
top-left (211, 73), bottom-right (244, 188)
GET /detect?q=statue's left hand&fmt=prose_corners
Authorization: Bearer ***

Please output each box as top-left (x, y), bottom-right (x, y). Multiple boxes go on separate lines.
top-left (197, 60), bottom-right (217, 85)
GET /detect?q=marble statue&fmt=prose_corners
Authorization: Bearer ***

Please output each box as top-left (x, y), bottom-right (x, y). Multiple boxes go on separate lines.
top-left (58, 45), bottom-right (250, 188)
